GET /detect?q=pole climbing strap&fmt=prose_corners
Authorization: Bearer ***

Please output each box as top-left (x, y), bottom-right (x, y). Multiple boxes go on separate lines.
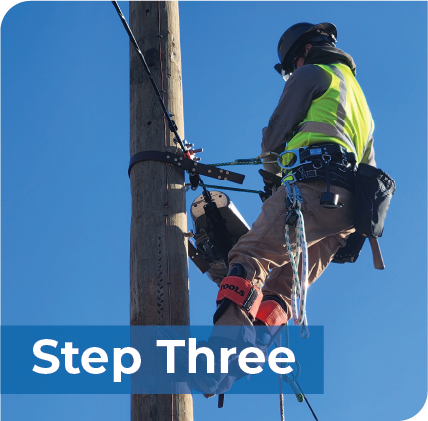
top-left (128, 150), bottom-right (245, 184)
top-left (216, 276), bottom-right (263, 320)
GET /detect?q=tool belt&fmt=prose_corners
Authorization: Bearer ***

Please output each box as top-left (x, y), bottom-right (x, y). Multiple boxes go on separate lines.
top-left (280, 142), bottom-right (357, 192)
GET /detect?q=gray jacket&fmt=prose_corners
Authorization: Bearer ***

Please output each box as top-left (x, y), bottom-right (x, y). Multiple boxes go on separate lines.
top-left (261, 45), bottom-right (375, 174)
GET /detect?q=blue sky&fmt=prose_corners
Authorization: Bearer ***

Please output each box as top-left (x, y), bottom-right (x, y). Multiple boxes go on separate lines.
top-left (1, 1), bottom-right (427, 420)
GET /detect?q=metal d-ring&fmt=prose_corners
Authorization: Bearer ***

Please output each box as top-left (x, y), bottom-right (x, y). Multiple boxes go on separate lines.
top-left (322, 153), bottom-right (331, 164)
top-left (312, 159), bottom-right (323, 170)
top-left (278, 148), bottom-right (302, 170)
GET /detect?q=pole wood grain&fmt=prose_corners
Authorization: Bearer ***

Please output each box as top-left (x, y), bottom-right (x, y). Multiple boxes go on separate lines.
top-left (130, 2), bottom-right (193, 420)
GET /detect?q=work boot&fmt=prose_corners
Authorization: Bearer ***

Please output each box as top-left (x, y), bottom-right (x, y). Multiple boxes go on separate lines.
top-left (203, 393), bottom-right (216, 399)
top-left (189, 334), bottom-right (243, 395)
top-left (150, 325), bottom-right (254, 395)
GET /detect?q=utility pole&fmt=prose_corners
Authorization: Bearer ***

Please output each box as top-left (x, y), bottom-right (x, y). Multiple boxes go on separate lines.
top-left (129, 2), bottom-right (193, 421)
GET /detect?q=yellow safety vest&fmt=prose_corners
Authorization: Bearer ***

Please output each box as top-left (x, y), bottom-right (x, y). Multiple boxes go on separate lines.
top-left (283, 63), bottom-right (374, 165)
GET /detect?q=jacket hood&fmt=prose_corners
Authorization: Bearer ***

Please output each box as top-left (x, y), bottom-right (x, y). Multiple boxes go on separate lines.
top-left (304, 45), bottom-right (357, 75)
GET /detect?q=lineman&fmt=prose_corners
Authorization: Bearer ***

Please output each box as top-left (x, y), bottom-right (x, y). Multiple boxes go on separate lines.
top-left (211, 23), bottom-right (375, 351)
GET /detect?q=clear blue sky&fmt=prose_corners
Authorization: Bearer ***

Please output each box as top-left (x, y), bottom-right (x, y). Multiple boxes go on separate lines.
top-left (1, 1), bottom-right (427, 420)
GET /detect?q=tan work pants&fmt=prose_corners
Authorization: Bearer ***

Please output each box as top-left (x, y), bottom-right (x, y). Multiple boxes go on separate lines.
top-left (215, 181), bottom-right (355, 332)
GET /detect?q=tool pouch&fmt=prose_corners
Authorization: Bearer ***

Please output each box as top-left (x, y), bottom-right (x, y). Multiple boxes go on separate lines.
top-left (353, 164), bottom-right (396, 238)
top-left (332, 231), bottom-right (366, 264)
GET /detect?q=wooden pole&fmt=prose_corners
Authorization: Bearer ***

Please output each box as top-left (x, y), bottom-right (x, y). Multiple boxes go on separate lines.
top-left (129, 2), bottom-right (193, 420)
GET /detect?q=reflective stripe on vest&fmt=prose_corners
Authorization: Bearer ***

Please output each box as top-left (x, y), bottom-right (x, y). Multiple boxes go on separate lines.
top-left (284, 63), bottom-right (374, 163)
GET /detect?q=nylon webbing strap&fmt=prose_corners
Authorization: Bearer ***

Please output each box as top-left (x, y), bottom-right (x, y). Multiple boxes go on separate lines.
top-left (217, 276), bottom-right (263, 320)
top-left (128, 151), bottom-right (245, 184)
top-left (289, 163), bottom-right (356, 191)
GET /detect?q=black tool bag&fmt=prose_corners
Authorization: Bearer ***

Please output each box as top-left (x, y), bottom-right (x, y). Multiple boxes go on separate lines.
top-left (333, 163), bottom-right (395, 265)
top-left (353, 163), bottom-right (396, 238)
top-left (332, 231), bottom-right (367, 264)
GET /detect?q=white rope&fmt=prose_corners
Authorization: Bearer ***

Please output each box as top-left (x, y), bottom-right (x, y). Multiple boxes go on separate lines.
top-left (284, 183), bottom-right (310, 339)
top-left (278, 333), bottom-right (285, 421)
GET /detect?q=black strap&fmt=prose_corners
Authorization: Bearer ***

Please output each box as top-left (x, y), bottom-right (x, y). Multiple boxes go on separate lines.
top-left (262, 294), bottom-right (288, 313)
top-left (290, 162), bottom-right (356, 192)
top-left (128, 151), bottom-right (245, 184)
top-left (259, 169), bottom-right (282, 186)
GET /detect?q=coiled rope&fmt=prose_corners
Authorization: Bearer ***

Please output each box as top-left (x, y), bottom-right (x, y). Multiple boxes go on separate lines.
top-left (283, 183), bottom-right (310, 339)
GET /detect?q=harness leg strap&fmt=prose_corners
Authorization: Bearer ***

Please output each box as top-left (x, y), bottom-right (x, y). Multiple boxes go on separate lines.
top-left (213, 276), bottom-right (263, 325)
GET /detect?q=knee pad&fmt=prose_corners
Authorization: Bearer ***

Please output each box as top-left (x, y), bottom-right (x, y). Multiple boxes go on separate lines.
top-left (213, 276), bottom-right (262, 325)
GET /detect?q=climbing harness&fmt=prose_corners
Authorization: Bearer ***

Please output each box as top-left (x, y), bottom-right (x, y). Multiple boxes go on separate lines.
top-left (277, 144), bottom-right (355, 338)
top-left (277, 143), bottom-right (357, 200)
